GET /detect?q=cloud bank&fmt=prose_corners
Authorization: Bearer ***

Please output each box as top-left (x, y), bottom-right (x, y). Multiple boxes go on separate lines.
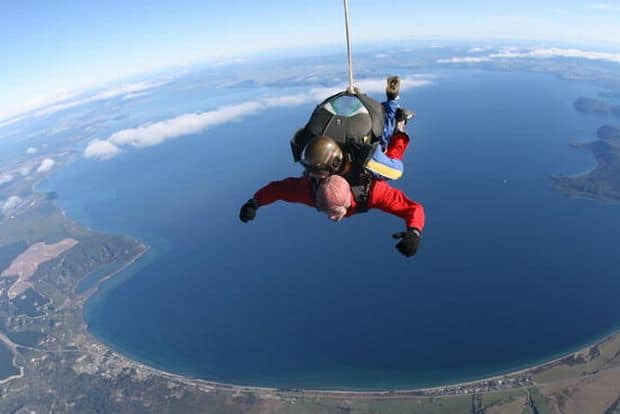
top-left (0, 174), bottom-right (13, 186)
top-left (437, 57), bottom-right (492, 64)
top-left (84, 75), bottom-right (432, 160)
top-left (83, 140), bottom-right (122, 160)
top-left (34, 80), bottom-right (172, 119)
top-left (0, 77), bottom-right (176, 129)
top-left (36, 158), bottom-right (55, 174)
top-left (468, 47), bottom-right (494, 53)
top-left (19, 166), bottom-right (31, 177)
top-left (2, 196), bottom-right (23, 216)
top-left (439, 46), bottom-right (620, 65)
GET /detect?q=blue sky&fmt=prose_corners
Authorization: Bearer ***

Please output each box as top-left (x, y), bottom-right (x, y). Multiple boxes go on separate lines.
top-left (2, 0), bottom-right (620, 122)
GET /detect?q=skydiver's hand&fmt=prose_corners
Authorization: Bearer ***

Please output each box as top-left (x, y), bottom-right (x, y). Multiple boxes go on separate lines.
top-left (392, 228), bottom-right (421, 257)
top-left (239, 198), bottom-right (258, 223)
top-left (395, 108), bottom-right (415, 133)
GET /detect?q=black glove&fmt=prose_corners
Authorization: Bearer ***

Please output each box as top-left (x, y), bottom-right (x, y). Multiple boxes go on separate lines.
top-left (392, 228), bottom-right (421, 257)
top-left (239, 198), bottom-right (258, 223)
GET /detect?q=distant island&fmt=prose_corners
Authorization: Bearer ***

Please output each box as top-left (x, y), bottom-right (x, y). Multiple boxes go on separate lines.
top-left (553, 125), bottom-right (620, 203)
top-left (574, 97), bottom-right (620, 117)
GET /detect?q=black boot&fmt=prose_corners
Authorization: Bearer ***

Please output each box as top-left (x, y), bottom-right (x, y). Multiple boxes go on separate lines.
top-left (395, 107), bottom-right (415, 123)
top-left (386, 76), bottom-right (400, 100)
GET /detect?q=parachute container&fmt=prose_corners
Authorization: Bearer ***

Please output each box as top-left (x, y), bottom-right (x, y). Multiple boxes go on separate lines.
top-left (291, 90), bottom-right (384, 162)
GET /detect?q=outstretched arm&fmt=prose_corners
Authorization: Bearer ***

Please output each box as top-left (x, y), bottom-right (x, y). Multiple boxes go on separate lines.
top-left (253, 176), bottom-right (316, 208)
top-left (368, 180), bottom-right (425, 257)
top-left (240, 176), bottom-right (316, 223)
top-left (369, 180), bottom-right (425, 231)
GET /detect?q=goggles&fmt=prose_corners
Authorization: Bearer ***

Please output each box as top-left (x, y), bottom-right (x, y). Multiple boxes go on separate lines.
top-left (304, 165), bottom-right (331, 179)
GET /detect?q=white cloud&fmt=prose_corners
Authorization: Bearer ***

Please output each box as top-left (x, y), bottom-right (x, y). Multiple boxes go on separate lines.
top-left (121, 91), bottom-right (150, 101)
top-left (2, 196), bottom-right (23, 215)
top-left (437, 57), bottom-right (492, 63)
top-left (108, 101), bottom-right (263, 149)
top-left (84, 140), bottom-right (122, 160)
top-left (262, 94), bottom-right (317, 107)
top-left (19, 166), bottom-right (31, 177)
top-left (0, 174), bottom-right (13, 186)
top-left (0, 77), bottom-right (176, 128)
top-left (468, 47), bottom-right (494, 53)
top-left (26, 147), bottom-right (37, 154)
top-left (32, 80), bottom-right (172, 119)
top-left (36, 158), bottom-right (55, 174)
top-left (0, 89), bottom-right (81, 129)
top-left (439, 47), bottom-right (620, 65)
top-left (84, 75), bottom-right (433, 160)
top-left (211, 58), bottom-right (249, 67)
top-left (489, 47), bottom-right (620, 63)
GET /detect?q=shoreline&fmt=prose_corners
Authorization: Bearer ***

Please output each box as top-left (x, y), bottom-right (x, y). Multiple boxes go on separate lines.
top-left (47, 160), bottom-right (618, 396)
top-left (76, 240), bottom-right (620, 396)
top-left (82, 299), bottom-right (620, 398)
top-left (0, 332), bottom-right (24, 385)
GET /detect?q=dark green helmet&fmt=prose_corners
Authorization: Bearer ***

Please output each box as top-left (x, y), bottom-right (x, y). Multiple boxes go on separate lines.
top-left (300, 136), bottom-right (344, 177)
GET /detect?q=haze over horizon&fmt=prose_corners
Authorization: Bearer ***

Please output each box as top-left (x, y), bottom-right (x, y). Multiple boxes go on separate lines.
top-left (2, 0), bottom-right (620, 125)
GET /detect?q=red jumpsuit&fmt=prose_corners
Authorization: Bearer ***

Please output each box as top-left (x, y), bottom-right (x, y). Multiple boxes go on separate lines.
top-left (253, 132), bottom-right (425, 231)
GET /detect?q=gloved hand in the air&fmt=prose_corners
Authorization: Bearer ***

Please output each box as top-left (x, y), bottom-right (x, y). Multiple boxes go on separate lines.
top-left (392, 227), bottom-right (421, 257)
top-left (395, 108), bottom-right (415, 133)
top-left (239, 198), bottom-right (258, 223)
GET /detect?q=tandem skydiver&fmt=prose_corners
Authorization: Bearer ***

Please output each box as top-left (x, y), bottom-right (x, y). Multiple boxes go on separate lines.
top-left (238, 109), bottom-right (425, 257)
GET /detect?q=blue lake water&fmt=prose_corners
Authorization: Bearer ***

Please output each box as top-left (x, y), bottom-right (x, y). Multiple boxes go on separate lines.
top-left (43, 69), bottom-right (620, 389)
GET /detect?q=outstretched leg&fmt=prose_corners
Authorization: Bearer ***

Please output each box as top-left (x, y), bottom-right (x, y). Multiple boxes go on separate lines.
top-left (381, 75), bottom-right (401, 149)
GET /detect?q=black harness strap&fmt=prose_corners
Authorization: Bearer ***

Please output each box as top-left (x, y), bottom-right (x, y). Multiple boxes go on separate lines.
top-left (351, 172), bottom-right (372, 213)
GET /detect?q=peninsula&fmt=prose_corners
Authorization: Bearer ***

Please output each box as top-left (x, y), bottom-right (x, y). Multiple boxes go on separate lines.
top-left (573, 97), bottom-right (620, 117)
top-left (553, 125), bottom-right (620, 203)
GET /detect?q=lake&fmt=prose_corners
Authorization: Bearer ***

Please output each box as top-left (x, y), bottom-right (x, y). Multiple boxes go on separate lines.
top-left (43, 68), bottom-right (620, 389)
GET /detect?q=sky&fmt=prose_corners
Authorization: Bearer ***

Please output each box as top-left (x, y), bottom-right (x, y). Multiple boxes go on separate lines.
top-left (2, 0), bottom-right (620, 123)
